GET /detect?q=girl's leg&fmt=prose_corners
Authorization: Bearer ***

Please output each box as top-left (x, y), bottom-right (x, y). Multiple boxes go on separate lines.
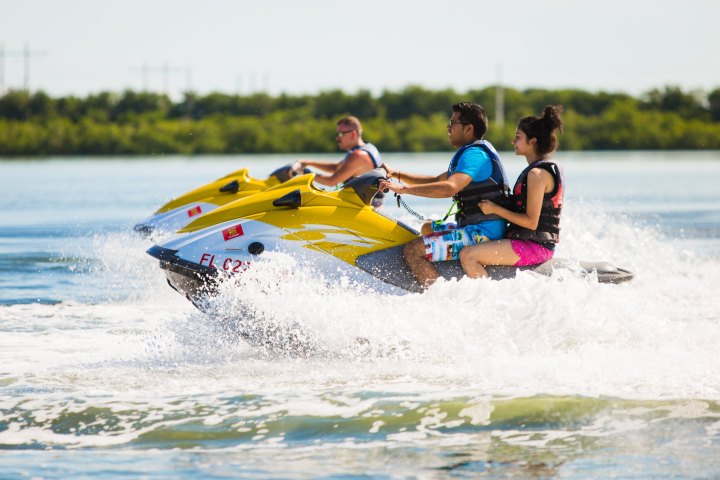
top-left (459, 239), bottom-right (520, 278)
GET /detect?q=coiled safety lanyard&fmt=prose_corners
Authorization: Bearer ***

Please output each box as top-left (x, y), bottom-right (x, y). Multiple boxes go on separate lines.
top-left (393, 193), bottom-right (458, 223)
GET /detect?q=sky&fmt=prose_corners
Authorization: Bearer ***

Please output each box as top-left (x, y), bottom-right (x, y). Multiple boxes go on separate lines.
top-left (1, 0), bottom-right (719, 99)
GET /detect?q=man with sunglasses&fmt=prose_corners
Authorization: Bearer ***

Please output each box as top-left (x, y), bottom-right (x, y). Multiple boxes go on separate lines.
top-left (296, 116), bottom-right (382, 188)
top-left (378, 102), bottom-right (509, 288)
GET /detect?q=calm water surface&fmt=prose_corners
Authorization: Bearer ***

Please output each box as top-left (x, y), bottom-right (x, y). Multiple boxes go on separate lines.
top-left (1, 151), bottom-right (720, 478)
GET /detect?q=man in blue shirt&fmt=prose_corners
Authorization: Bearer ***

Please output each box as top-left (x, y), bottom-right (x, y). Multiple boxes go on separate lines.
top-left (379, 102), bottom-right (508, 287)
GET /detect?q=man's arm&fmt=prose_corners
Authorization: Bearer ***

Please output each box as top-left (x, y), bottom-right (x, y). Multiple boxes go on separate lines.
top-left (381, 163), bottom-right (446, 185)
top-left (379, 172), bottom-right (471, 198)
top-left (297, 159), bottom-right (340, 174)
top-left (311, 150), bottom-right (373, 187)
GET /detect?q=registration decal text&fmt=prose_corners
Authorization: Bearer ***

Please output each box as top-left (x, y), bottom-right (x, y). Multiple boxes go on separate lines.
top-left (199, 253), bottom-right (250, 272)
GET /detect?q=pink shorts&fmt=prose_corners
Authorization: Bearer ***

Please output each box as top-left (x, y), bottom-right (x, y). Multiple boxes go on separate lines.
top-left (511, 240), bottom-right (554, 267)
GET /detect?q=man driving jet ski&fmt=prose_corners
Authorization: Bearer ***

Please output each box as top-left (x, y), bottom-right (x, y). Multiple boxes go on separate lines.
top-left (295, 116), bottom-right (382, 188)
top-left (378, 102), bottom-right (509, 287)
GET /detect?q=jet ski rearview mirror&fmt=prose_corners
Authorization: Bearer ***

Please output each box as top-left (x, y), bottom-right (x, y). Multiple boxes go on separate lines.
top-left (219, 179), bottom-right (240, 194)
top-left (272, 189), bottom-right (302, 208)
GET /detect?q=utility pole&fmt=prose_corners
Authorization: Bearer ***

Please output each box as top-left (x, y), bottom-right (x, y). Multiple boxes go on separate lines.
top-left (236, 72), bottom-right (270, 95)
top-left (495, 63), bottom-right (505, 128)
top-left (185, 66), bottom-right (192, 93)
top-left (0, 43), bottom-right (5, 94)
top-left (130, 62), bottom-right (186, 94)
top-left (129, 62), bottom-right (151, 91)
top-left (249, 72), bottom-right (256, 94)
top-left (21, 43), bottom-right (46, 91)
top-left (1, 43), bottom-right (41, 94)
top-left (262, 72), bottom-right (270, 93)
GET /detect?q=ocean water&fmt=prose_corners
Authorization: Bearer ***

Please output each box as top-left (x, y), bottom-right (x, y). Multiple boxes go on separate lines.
top-left (1, 151), bottom-right (720, 479)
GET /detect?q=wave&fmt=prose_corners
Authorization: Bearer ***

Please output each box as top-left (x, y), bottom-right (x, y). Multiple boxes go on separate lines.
top-left (1, 391), bottom-right (719, 451)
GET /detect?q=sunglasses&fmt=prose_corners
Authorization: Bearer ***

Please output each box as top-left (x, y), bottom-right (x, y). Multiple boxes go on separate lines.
top-left (335, 130), bottom-right (356, 138)
top-left (447, 120), bottom-right (467, 129)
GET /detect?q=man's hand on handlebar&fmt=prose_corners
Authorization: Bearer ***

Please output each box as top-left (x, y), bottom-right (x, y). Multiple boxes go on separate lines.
top-left (380, 162), bottom-right (397, 179)
top-left (290, 161), bottom-right (304, 177)
top-left (378, 178), bottom-right (406, 194)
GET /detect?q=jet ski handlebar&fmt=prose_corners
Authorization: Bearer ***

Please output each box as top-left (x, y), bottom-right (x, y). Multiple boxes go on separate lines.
top-left (271, 163), bottom-right (312, 183)
top-left (342, 168), bottom-right (388, 207)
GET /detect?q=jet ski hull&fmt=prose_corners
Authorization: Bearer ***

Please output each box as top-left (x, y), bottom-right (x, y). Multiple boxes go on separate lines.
top-left (145, 169), bottom-right (634, 308)
top-left (148, 243), bottom-right (634, 307)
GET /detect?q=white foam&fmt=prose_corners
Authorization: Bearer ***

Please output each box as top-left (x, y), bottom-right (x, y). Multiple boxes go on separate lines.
top-left (2, 201), bottom-right (720, 421)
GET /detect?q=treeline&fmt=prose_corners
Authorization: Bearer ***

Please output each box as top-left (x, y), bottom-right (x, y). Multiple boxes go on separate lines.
top-left (1, 85), bottom-right (720, 155)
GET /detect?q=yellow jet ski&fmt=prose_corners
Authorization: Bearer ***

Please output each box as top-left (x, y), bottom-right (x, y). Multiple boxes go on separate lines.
top-left (146, 169), bottom-right (634, 307)
top-left (134, 164), bottom-right (306, 236)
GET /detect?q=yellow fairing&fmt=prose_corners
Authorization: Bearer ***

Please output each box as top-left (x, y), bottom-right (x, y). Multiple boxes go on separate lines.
top-left (180, 173), bottom-right (419, 265)
top-left (155, 168), bottom-right (280, 213)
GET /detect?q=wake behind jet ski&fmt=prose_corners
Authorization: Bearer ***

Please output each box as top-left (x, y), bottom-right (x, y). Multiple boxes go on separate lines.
top-left (134, 164), bottom-right (307, 237)
top-left (146, 169), bottom-right (634, 308)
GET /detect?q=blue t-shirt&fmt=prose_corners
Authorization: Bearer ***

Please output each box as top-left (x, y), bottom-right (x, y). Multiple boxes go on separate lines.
top-left (447, 144), bottom-right (506, 240)
top-left (449, 146), bottom-right (493, 182)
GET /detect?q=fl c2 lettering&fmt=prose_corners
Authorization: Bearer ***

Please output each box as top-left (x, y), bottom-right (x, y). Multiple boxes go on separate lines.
top-left (199, 253), bottom-right (250, 273)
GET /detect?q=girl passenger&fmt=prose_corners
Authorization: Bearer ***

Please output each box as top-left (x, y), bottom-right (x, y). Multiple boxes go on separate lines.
top-left (459, 105), bottom-right (565, 278)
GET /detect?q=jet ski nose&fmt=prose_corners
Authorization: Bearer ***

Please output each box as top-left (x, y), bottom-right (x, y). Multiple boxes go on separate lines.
top-left (146, 244), bottom-right (179, 261)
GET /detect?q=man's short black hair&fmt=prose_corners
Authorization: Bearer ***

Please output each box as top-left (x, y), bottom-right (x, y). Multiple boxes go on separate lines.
top-left (452, 102), bottom-right (488, 140)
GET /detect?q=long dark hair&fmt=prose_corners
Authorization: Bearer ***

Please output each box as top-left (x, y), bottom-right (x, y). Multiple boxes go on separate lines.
top-left (517, 105), bottom-right (564, 156)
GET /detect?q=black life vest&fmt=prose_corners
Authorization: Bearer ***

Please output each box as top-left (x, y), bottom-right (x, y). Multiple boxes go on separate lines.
top-left (450, 141), bottom-right (510, 227)
top-left (344, 143), bottom-right (384, 206)
top-left (346, 143), bottom-right (382, 168)
top-left (505, 159), bottom-right (564, 244)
